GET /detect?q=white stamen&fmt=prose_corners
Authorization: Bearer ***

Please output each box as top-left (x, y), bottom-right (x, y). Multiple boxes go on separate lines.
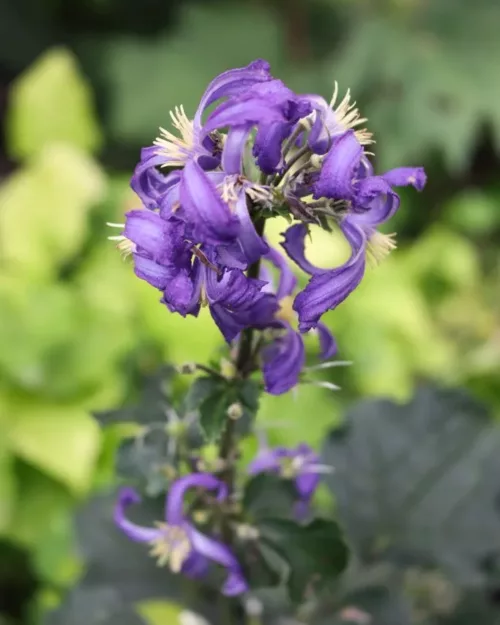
top-left (149, 523), bottom-right (191, 573)
top-left (366, 231), bottom-right (397, 267)
top-left (154, 105), bottom-right (195, 167)
top-left (330, 81), bottom-right (374, 146)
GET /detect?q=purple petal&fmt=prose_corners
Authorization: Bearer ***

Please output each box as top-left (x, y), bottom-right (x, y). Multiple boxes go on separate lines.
top-left (383, 166), bottom-right (427, 191)
top-left (313, 130), bottom-right (363, 201)
top-left (295, 473), bottom-right (320, 502)
top-left (222, 126), bottom-right (251, 174)
top-left (188, 527), bottom-right (249, 596)
top-left (263, 324), bottom-right (305, 395)
top-left (194, 59), bottom-right (272, 130)
top-left (316, 322), bottom-right (337, 359)
top-left (247, 449), bottom-right (281, 475)
top-left (114, 488), bottom-right (162, 543)
top-left (233, 190), bottom-right (269, 264)
top-left (162, 267), bottom-right (200, 316)
top-left (124, 210), bottom-right (174, 263)
top-left (264, 245), bottom-right (298, 299)
top-left (253, 120), bottom-right (295, 174)
top-left (209, 303), bottom-right (245, 343)
top-left (133, 254), bottom-right (172, 290)
top-left (166, 474), bottom-right (226, 525)
top-left (181, 160), bottom-right (239, 245)
top-left (352, 175), bottom-right (400, 225)
top-left (294, 220), bottom-right (366, 331)
top-left (281, 223), bottom-right (323, 276)
top-left (131, 146), bottom-right (176, 210)
top-left (181, 552), bottom-right (210, 579)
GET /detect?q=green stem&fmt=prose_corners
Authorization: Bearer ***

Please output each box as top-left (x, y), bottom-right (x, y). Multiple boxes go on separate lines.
top-left (218, 215), bottom-right (266, 541)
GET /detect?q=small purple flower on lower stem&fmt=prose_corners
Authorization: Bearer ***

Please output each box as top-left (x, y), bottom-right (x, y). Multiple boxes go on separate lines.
top-left (248, 441), bottom-right (333, 520)
top-left (115, 474), bottom-right (248, 596)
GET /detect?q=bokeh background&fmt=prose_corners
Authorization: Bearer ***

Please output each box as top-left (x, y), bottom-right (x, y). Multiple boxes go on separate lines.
top-left (1, 0), bottom-right (499, 623)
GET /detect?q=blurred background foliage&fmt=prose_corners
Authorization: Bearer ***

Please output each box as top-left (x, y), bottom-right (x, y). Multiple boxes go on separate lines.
top-left (0, 0), bottom-right (499, 623)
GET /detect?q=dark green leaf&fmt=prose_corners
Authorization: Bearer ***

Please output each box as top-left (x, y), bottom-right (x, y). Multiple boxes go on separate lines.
top-left (94, 366), bottom-right (174, 427)
top-left (314, 585), bottom-right (412, 625)
top-left (185, 376), bottom-right (261, 442)
top-left (244, 473), bottom-right (297, 522)
top-left (322, 385), bottom-right (500, 585)
top-left (115, 429), bottom-right (173, 497)
top-left (258, 518), bottom-right (349, 602)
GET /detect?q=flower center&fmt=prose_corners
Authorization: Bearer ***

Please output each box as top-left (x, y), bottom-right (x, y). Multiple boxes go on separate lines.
top-left (154, 105), bottom-right (195, 167)
top-left (280, 455), bottom-right (305, 479)
top-left (149, 523), bottom-right (192, 573)
top-left (366, 231), bottom-right (397, 267)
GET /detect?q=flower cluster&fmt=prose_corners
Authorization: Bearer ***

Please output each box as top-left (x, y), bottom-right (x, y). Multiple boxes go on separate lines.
top-left (109, 60), bottom-right (426, 395)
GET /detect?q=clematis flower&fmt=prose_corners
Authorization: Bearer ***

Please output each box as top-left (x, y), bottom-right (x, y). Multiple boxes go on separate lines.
top-left (130, 60), bottom-right (274, 209)
top-left (258, 246), bottom-right (337, 395)
top-left (113, 207), bottom-right (277, 341)
top-left (248, 441), bottom-right (333, 519)
top-left (281, 135), bottom-right (426, 331)
top-left (115, 473), bottom-right (248, 596)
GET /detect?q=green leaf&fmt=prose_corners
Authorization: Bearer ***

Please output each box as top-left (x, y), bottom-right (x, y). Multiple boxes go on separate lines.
top-left (186, 376), bottom-right (260, 442)
top-left (6, 47), bottom-right (102, 160)
top-left (0, 145), bottom-right (105, 280)
top-left (321, 385), bottom-right (500, 585)
top-left (136, 600), bottom-right (183, 625)
top-left (115, 431), bottom-right (173, 497)
top-left (314, 585), bottom-right (412, 625)
top-left (95, 366), bottom-right (174, 427)
top-left (332, 2), bottom-right (500, 171)
top-left (8, 400), bottom-right (101, 494)
top-left (244, 473), bottom-right (298, 522)
top-left (258, 518), bottom-right (348, 602)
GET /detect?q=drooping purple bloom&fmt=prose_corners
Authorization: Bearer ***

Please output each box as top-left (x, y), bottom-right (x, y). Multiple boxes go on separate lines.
top-left (115, 473), bottom-right (248, 596)
top-left (258, 245), bottom-right (337, 395)
top-left (280, 132), bottom-right (427, 331)
top-left (248, 442), bottom-right (330, 519)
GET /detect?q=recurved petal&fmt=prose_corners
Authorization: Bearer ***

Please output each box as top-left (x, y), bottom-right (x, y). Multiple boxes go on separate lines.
top-left (114, 488), bottom-right (162, 543)
top-left (383, 166), bottom-right (427, 191)
top-left (316, 322), bottom-right (337, 359)
top-left (280, 223), bottom-right (323, 276)
top-left (188, 527), bottom-right (249, 596)
top-left (263, 324), bottom-right (305, 395)
top-left (265, 245), bottom-right (298, 300)
top-left (194, 59), bottom-right (272, 130)
top-left (166, 474), bottom-right (226, 525)
top-left (313, 130), bottom-right (363, 201)
top-left (233, 190), bottom-right (269, 264)
top-left (294, 220), bottom-right (366, 332)
top-left (181, 160), bottom-right (239, 245)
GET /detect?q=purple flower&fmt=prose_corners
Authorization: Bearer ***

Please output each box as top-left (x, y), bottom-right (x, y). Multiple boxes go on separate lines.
top-left (119, 207), bottom-right (277, 341)
top-left (281, 133), bottom-right (426, 330)
top-left (131, 60), bottom-right (273, 209)
top-left (248, 442), bottom-right (331, 519)
top-left (258, 245), bottom-right (337, 395)
top-left (115, 473), bottom-right (248, 596)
